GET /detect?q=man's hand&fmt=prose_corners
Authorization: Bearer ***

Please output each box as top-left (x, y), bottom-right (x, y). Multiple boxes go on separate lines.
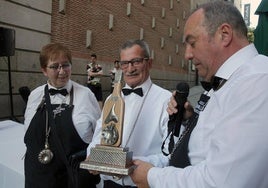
top-left (167, 91), bottom-right (194, 120)
top-left (130, 160), bottom-right (154, 188)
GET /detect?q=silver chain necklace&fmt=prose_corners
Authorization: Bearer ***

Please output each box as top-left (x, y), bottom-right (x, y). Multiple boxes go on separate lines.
top-left (38, 110), bottom-right (54, 164)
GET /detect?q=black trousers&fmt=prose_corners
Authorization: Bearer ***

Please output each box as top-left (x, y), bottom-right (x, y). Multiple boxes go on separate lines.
top-left (103, 180), bottom-right (137, 188)
top-left (87, 83), bottom-right (103, 101)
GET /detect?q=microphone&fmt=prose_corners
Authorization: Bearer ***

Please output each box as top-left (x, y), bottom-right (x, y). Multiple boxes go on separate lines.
top-left (162, 82), bottom-right (190, 155)
top-left (170, 82), bottom-right (189, 137)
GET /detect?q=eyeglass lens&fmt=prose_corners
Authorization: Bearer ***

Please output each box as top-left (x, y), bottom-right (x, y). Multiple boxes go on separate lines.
top-left (47, 63), bottom-right (71, 70)
top-left (119, 58), bottom-right (147, 69)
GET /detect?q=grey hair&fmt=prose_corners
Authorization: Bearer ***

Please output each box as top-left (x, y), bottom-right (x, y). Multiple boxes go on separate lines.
top-left (196, 1), bottom-right (248, 38)
top-left (120, 39), bottom-right (150, 58)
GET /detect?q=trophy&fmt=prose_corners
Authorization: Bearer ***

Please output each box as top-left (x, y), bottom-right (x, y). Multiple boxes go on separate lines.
top-left (80, 70), bottom-right (135, 177)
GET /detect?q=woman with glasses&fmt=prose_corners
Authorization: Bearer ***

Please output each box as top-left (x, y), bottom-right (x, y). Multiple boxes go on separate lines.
top-left (24, 43), bottom-right (101, 188)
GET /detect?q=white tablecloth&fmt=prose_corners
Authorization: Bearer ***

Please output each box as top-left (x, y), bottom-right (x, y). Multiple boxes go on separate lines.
top-left (0, 120), bottom-right (25, 188)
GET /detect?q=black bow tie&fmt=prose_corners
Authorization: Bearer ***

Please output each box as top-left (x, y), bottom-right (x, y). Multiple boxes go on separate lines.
top-left (200, 76), bottom-right (226, 91)
top-left (122, 88), bottom-right (143, 97)
top-left (200, 81), bottom-right (212, 91)
top-left (211, 76), bottom-right (226, 91)
top-left (48, 88), bottom-right (68, 96)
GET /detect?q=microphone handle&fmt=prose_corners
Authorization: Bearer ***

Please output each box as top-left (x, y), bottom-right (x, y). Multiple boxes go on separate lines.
top-left (173, 91), bottom-right (187, 137)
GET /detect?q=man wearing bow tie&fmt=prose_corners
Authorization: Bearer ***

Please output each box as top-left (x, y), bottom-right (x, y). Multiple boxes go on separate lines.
top-left (87, 39), bottom-right (172, 187)
top-left (131, 1), bottom-right (268, 188)
top-left (24, 43), bottom-right (101, 188)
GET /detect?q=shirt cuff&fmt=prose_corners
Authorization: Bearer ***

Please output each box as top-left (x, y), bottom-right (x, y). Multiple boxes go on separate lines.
top-left (148, 167), bottom-right (161, 187)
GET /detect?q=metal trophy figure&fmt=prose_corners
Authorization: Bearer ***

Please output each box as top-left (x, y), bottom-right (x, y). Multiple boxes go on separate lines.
top-left (80, 70), bottom-right (135, 176)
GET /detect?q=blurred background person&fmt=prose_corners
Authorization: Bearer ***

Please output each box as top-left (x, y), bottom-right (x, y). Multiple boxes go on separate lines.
top-left (109, 60), bottom-right (120, 93)
top-left (87, 53), bottom-right (103, 109)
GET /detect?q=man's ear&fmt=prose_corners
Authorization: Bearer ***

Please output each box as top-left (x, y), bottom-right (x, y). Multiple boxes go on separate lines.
top-left (147, 58), bottom-right (153, 68)
top-left (219, 23), bottom-right (233, 47)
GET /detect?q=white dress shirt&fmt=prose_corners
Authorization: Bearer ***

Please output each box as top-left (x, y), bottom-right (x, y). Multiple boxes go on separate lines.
top-left (88, 77), bottom-right (171, 186)
top-left (148, 44), bottom-right (268, 188)
top-left (24, 80), bottom-right (101, 143)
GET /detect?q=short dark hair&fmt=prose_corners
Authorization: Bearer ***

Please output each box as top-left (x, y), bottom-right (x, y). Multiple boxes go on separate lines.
top-left (39, 43), bottom-right (72, 69)
top-left (91, 53), bottom-right (97, 58)
top-left (196, 1), bottom-right (248, 38)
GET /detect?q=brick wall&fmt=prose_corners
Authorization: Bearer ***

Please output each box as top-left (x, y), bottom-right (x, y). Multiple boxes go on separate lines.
top-left (51, 0), bottom-right (195, 92)
top-left (0, 0), bottom-right (196, 120)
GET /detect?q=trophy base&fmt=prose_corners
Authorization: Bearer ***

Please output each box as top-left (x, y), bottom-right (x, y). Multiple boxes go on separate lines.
top-left (80, 161), bottom-right (136, 176)
top-left (80, 145), bottom-right (135, 176)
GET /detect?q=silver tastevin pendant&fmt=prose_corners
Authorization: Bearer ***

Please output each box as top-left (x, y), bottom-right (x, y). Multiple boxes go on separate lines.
top-left (38, 110), bottom-right (53, 164)
top-left (38, 141), bottom-right (53, 164)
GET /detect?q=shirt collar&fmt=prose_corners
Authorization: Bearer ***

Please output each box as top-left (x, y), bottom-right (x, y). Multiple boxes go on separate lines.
top-left (47, 80), bottom-right (72, 93)
top-left (123, 77), bottom-right (152, 96)
top-left (215, 44), bottom-right (258, 80)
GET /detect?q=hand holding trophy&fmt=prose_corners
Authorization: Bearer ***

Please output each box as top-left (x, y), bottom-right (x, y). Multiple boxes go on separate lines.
top-left (80, 69), bottom-right (135, 177)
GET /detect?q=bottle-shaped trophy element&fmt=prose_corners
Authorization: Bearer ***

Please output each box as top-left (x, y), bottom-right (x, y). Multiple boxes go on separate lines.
top-left (101, 69), bottom-right (124, 146)
top-left (80, 69), bottom-right (134, 177)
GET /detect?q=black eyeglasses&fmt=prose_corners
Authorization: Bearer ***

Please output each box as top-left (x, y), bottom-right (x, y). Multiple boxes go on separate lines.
top-left (47, 62), bottom-right (71, 71)
top-left (119, 57), bottom-right (148, 69)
